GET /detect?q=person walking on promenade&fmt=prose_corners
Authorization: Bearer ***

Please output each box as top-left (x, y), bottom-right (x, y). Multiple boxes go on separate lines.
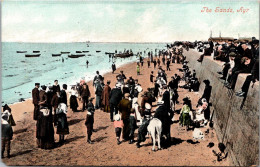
top-left (109, 83), bottom-right (123, 122)
top-left (85, 97), bottom-right (95, 144)
top-left (1, 113), bottom-right (13, 158)
top-left (113, 114), bottom-right (124, 145)
top-left (118, 93), bottom-right (132, 141)
top-left (80, 83), bottom-right (91, 111)
top-left (102, 80), bottom-right (111, 113)
top-left (32, 83), bottom-right (40, 121)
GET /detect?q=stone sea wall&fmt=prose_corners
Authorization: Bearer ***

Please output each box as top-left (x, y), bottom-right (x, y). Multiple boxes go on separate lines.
top-left (184, 49), bottom-right (259, 166)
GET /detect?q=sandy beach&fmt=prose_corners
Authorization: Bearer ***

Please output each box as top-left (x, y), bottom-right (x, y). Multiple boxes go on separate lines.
top-left (1, 55), bottom-right (230, 166)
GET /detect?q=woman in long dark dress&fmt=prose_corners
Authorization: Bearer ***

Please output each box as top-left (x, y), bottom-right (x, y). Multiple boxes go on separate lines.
top-left (36, 108), bottom-right (55, 149)
top-left (56, 103), bottom-right (69, 144)
top-left (70, 87), bottom-right (79, 112)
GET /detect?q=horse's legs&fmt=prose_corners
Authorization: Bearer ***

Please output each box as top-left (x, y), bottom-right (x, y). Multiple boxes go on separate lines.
top-left (157, 129), bottom-right (161, 150)
top-left (150, 129), bottom-right (156, 151)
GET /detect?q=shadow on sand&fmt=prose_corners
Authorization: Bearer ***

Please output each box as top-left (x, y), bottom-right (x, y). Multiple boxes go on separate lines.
top-left (68, 119), bottom-right (85, 126)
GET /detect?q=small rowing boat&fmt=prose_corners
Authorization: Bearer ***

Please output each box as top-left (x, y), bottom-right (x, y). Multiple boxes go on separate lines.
top-left (61, 52), bottom-right (70, 54)
top-left (115, 53), bottom-right (133, 58)
top-left (52, 54), bottom-right (62, 57)
top-left (25, 54), bottom-right (41, 57)
top-left (68, 54), bottom-right (85, 58)
top-left (105, 52), bottom-right (115, 54)
top-left (33, 51), bottom-right (40, 53)
top-left (96, 51), bottom-right (101, 53)
top-left (76, 51), bottom-right (82, 53)
top-left (17, 51), bottom-right (27, 53)
top-left (82, 51), bottom-right (89, 53)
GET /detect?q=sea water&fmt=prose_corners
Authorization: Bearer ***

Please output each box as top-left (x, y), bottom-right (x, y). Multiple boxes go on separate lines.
top-left (2, 42), bottom-right (166, 104)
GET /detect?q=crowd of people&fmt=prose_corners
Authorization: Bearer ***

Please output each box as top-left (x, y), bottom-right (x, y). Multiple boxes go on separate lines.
top-left (196, 38), bottom-right (259, 97)
top-left (2, 38), bottom-right (258, 159)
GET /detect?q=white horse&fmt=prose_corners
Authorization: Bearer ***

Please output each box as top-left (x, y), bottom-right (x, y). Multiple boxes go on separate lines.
top-left (147, 118), bottom-right (162, 151)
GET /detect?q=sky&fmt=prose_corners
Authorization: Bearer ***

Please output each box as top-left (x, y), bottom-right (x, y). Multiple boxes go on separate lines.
top-left (1, 0), bottom-right (259, 43)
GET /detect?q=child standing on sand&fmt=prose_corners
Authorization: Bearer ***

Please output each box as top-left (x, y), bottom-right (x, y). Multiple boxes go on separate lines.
top-left (113, 114), bottom-right (124, 145)
top-left (137, 63), bottom-right (140, 75)
top-left (85, 97), bottom-right (95, 144)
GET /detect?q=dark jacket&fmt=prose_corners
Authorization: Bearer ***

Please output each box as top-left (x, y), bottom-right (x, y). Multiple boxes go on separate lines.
top-left (32, 87), bottom-right (40, 105)
top-left (251, 59), bottom-right (259, 81)
top-left (109, 88), bottom-right (123, 105)
top-left (39, 90), bottom-right (48, 108)
top-left (162, 90), bottom-right (170, 111)
top-left (1, 124), bottom-right (13, 140)
top-left (93, 75), bottom-right (103, 85)
top-left (242, 48), bottom-right (252, 59)
top-left (80, 85), bottom-right (90, 97)
top-left (95, 83), bottom-right (103, 96)
top-left (51, 94), bottom-right (60, 109)
top-left (53, 85), bottom-right (60, 94)
top-left (118, 98), bottom-right (131, 120)
top-left (60, 90), bottom-right (67, 105)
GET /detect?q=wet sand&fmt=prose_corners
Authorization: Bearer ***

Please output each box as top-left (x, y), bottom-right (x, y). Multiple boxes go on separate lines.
top-left (2, 55), bottom-right (230, 166)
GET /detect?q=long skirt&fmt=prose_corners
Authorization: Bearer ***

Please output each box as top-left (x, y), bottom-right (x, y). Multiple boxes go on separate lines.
top-left (56, 113), bottom-right (69, 135)
top-left (70, 95), bottom-right (78, 112)
top-left (36, 113), bottom-right (55, 149)
top-left (179, 112), bottom-right (191, 126)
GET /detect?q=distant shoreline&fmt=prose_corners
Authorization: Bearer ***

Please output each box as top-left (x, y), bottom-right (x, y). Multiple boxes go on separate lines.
top-left (2, 42), bottom-right (169, 44)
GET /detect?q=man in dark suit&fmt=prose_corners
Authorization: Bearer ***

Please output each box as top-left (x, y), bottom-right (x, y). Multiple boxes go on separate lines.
top-left (52, 80), bottom-right (60, 95)
top-left (80, 83), bottom-right (91, 111)
top-left (32, 83), bottom-right (40, 120)
top-left (60, 84), bottom-right (67, 106)
top-left (109, 83), bottom-right (123, 122)
top-left (93, 71), bottom-right (103, 87)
